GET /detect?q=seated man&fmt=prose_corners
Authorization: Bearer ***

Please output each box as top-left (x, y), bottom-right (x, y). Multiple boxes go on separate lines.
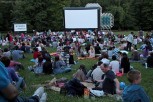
top-left (12, 46), bottom-right (24, 61)
top-left (94, 62), bottom-right (121, 95)
top-left (91, 61), bottom-right (104, 83)
top-left (0, 61), bottom-right (47, 102)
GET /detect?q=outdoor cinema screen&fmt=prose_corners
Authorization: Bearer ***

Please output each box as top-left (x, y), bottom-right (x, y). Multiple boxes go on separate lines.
top-left (64, 7), bottom-right (100, 29)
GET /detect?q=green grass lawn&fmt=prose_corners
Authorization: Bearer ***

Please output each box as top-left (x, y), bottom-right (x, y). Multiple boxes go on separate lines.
top-left (0, 30), bottom-right (152, 102)
top-left (15, 46), bottom-right (153, 102)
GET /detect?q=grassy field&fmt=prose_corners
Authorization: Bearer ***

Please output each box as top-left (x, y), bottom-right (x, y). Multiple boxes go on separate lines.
top-left (16, 48), bottom-right (153, 102)
top-left (1, 31), bottom-right (152, 102)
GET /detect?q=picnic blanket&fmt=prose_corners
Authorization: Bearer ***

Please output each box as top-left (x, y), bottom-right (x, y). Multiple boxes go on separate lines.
top-left (50, 52), bottom-right (59, 56)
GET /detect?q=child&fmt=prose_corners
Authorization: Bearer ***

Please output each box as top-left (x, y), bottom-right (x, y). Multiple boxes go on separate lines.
top-left (122, 70), bottom-right (150, 102)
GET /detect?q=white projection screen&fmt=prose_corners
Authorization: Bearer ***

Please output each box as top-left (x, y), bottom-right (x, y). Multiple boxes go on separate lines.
top-left (64, 7), bottom-right (100, 29)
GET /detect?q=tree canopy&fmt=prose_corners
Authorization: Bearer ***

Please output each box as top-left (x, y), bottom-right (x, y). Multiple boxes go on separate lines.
top-left (0, 0), bottom-right (153, 31)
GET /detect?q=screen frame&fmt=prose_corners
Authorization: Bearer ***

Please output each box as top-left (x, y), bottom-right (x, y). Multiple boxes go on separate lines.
top-left (63, 7), bottom-right (100, 30)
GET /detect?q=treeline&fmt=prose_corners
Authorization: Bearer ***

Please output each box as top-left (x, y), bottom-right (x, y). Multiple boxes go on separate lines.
top-left (0, 0), bottom-right (153, 31)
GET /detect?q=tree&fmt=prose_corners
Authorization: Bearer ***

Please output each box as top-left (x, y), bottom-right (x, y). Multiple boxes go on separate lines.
top-left (0, 0), bottom-right (153, 31)
top-left (130, 0), bottom-right (153, 30)
top-left (0, 0), bottom-right (14, 31)
top-left (12, 0), bottom-right (71, 31)
top-left (107, 6), bottom-right (125, 29)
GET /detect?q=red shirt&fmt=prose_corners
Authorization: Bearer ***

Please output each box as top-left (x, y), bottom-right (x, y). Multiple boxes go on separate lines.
top-left (33, 51), bottom-right (40, 59)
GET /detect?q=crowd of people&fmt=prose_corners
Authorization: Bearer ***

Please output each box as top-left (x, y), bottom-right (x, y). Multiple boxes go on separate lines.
top-left (0, 30), bottom-right (153, 101)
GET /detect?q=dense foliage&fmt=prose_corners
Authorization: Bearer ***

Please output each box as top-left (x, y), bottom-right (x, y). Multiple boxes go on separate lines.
top-left (0, 0), bottom-right (153, 31)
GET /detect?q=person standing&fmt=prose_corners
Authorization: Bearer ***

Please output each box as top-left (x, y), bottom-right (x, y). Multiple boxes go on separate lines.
top-left (126, 32), bottom-right (134, 51)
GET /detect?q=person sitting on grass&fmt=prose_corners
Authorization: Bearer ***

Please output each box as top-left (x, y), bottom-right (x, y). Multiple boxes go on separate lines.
top-left (94, 43), bottom-right (101, 56)
top-left (130, 50), bottom-right (140, 61)
top-left (121, 53), bottom-right (130, 74)
top-left (43, 57), bottom-right (53, 74)
top-left (33, 55), bottom-right (44, 74)
top-left (73, 64), bottom-right (87, 82)
top-left (12, 46), bottom-right (24, 61)
top-left (146, 51), bottom-right (153, 68)
top-left (53, 56), bottom-right (71, 74)
top-left (93, 62), bottom-right (121, 95)
top-left (91, 61), bottom-right (104, 83)
top-left (109, 55), bottom-right (120, 75)
top-left (88, 45), bottom-right (95, 58)
top-left (0, 60), bottom-right (47, 102)
top-left (69, 47), bottom-right (75, 64)
top-left (33, 48), bottom-right (40, 59)
top-left (100, 53), bottom-right (110, 65)
top-left (122, 70), bottom-right (150, 102)
top-left (2, 48), bottom-right (11, 58)
top-left (0, 56), bottom-right (26, 91)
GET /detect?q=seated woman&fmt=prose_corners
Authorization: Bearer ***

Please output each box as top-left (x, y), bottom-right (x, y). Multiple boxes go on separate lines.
top-left (130, 50), bottom-right (140, 61)
top-left (78, 46), bottom-right (87, 57)
top-left (25, 42), bottom-right (31, 53)
top-left (146, 52), bottom-right (153, 68)
top-left (33, 55), bottom-right (44, 74)
top-left (69, 47), bottom-right (75, 64)
top-left (53, 56), bottom-right (71, 74)
top-left (95, 44), bottom-right (101, 56)
top-left (88, 46), bottom-right (95, 58)
top-left (0, 56), bottom-right (26, 91)
top-left (73, 64), bottom-right (87, 82)
top-left (141, 41), bottom-right (152, 58)
top-left (40, 47), bottom-right (51, 59)
top-left (121, 53), bottom-right (130, 74)
top-left (43, 57), bottom-right (53, 74)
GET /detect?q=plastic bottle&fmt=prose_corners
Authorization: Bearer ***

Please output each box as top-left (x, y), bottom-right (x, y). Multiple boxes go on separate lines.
top-left (145, 63), bottom-right (148, 69)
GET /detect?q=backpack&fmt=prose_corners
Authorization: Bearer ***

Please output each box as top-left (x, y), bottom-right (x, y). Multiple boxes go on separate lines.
top-left (64, 78), bottom-right (87, 96)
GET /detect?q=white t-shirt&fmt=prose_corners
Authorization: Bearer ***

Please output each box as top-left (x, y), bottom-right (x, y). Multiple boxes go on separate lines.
top-left (89, 50), bottom-right (95, 58)
top-left (91, 66), bottom-right (104, 81)
top-left (108, 50), bottom-right (113, 59)
top-left (109, 60), bottom-right (120, 75)
top-left (133, 38), bottom-right (138, 45)
top-left (101, 58), bottom-right (110, 65)
top-left (36, 46), bottom-right (42, 52)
